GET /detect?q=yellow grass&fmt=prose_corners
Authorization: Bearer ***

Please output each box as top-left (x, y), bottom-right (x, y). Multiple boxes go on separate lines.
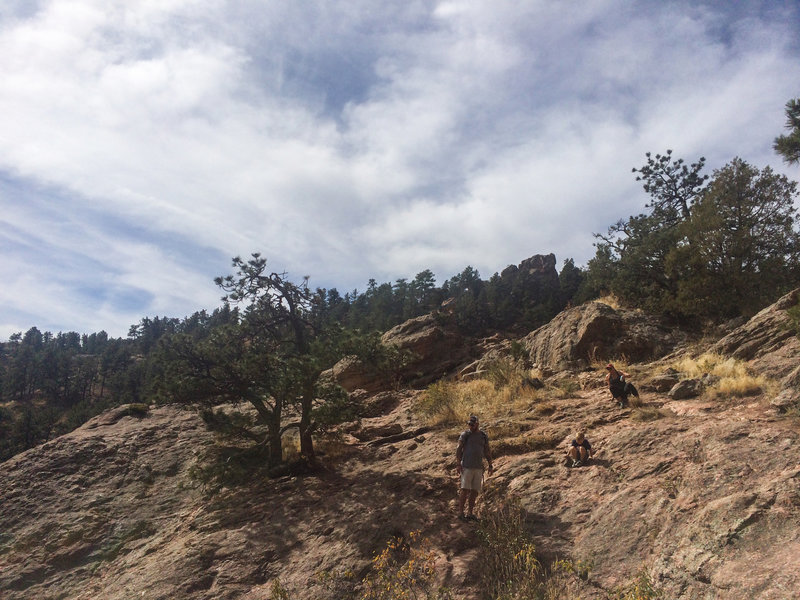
top-left (414, 377), bottom-right (539, 427)
top-left (673, 352), bottom-right (774, 399)
top-left (711, 376), bottom-right (770, 399)
top-left (595, 294), bottom-right (624, 310)
top-left (673, 352), bottom-right (745, 379)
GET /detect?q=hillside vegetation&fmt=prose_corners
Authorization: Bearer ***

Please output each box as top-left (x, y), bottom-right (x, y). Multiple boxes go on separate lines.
top-left (2, 289), bottom-right (800, 599)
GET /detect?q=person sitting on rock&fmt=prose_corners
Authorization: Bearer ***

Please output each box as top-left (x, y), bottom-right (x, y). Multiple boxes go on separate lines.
top-left (606, 363), bottom-right (631, 408)
top-left (567, 431), bottom-right (593, 467)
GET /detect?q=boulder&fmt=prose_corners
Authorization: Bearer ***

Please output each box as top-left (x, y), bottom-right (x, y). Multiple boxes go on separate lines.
top-left (380, 312), bottom-right (469, 387)
top-left (648, 374), bottom-right (681, 393)
top-left (668, 378), bottom-right (704, 400)
top-left (522, 301), bottom-right (685, 370)
top-left (327, 356), bottom-right (389, 394)
top-left (329, 312), bottom-right (470, 392)
top-left (771, 365), bottom-right (800, 411)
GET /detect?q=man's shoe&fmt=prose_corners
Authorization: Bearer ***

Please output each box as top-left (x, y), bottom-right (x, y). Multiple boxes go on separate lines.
top-left (466, 514), bottom-right (479, 521)
top-left (572, 459), bottom-right (582, 467)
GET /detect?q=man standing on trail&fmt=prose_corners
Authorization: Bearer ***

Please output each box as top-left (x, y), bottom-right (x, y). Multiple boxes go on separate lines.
top-left (456, 415), bottom-right (494, 521)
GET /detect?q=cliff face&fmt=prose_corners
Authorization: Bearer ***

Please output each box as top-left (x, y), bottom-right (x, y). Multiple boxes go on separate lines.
top-left (2, 292), bottom-right (800, 600)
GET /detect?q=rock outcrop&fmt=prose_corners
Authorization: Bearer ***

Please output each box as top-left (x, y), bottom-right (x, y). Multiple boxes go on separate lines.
top-left (0, 404), bottom-right (216, 600)
top-left (497, 253), bottom-right (560, 307)
top-left (713, 288), bottom-right (800, 378)
top-left (522, 300), bottom-right (685, 370)
top-left (330, 311), bottom-right (470, 392)
top-left (381, 312), bottom-right (467, 385)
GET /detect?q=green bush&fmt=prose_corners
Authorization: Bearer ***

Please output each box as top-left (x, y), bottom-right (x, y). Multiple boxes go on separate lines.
top-left (485, 357), bottom-right (526, 389)
top-left (414, 381), bottom-right (459, 421)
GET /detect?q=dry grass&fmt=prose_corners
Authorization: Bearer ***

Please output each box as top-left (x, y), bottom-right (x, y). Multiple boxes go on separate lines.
top-left (316, 436), bottom-right (360, 463)
top-left (590, 357), bottom-right (635, 380)
top-left (630, 407), bottom-right (675, 422)
top-left (414, 377), bottom-right (539, 427)
top-left (532, 402), bottom-right (557, 417)
top-left (672, 352), bottom-right (775, 399)
top-left (548, 378), bottom-right (582, 399)
top-left (628, 395), bottom-right (644, 408)
top-left (595, 294), bottom-right (624, 310)
top-left (711, 376), bottom-right (769, 398)
top-left (492, 433), bottom-right (561, 458)
top-left (673, 352), bottom-right (744, 379)
top-left (281, 432), bottom-right (301, 462)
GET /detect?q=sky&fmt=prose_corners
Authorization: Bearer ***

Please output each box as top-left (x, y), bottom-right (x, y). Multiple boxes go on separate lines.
top-left (1, 0), bottom-right (799, 340)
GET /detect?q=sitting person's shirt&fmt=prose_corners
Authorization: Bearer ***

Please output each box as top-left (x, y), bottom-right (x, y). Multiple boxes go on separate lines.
top-left (571, 439), bottom-right (591, 454)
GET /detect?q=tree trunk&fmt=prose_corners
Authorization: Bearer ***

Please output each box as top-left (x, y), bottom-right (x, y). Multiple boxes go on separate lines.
top-left (268, 420), bottom-right (283, 466)
top-left (299, 385), bottom-right (315, 461)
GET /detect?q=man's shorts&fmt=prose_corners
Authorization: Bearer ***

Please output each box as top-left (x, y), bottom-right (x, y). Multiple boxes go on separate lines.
top-left (460, 467), bottom-right (484, 491)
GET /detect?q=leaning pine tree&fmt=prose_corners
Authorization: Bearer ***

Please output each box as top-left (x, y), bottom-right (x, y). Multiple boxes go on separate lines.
top-left (161, 254), bottom-right (366, 469)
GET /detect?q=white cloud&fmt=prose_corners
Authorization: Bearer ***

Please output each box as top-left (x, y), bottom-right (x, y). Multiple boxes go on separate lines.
top-left (1, 0), bottom-right (799, 338)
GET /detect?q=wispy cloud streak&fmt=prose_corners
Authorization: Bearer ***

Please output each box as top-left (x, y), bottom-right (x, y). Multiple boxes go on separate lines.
top-left (1, 0), bottom-right (798, 337)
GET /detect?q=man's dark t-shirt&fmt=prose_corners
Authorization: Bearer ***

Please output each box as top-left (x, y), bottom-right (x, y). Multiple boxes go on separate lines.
top-left (458, 430), bottom-right (490, 469)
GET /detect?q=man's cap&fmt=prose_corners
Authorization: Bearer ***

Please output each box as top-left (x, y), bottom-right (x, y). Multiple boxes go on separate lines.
top-left (606, 363), bottom-right (614, 369)
top-left (468, 415), bottom-right (478, 425)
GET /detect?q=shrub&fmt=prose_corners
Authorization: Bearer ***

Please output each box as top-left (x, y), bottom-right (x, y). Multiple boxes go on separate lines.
top-left (269, 579), bottom-right (290, 600)
top-left (596, 294), bottom-right (624, 310)
top-left (415, 378), bottom-right (536, 426)
top-left (477, 498), bottom-right (541, 599)
top-left (607, 567), bottom-right (663, 600)
top-left (122, 403), bottom-right (151, 417)
top-left (552, 379), bottom-right (581, 399)
top-left (414, 381), bottom-right (461, 425)
top-left (673, 352), bottom-right (772, 399)
top-left (711, 376), bottom-right (765, 398)
top-left (673, 352), bottom-right (740, 379)
top-left (492, 434), bottom-right (561, 458)
top-left (360, 531), bottom-right (451, 600)
top-left (485, 356), bottom-right (526, 389)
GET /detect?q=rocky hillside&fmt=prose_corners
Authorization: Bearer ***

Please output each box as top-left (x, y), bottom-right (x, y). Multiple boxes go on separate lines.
top-left (2, 293), bottom-right (800, 599)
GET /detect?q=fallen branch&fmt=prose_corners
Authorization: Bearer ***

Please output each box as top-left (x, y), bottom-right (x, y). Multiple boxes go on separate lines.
top-left (367, 426), bottom-right (432, 447)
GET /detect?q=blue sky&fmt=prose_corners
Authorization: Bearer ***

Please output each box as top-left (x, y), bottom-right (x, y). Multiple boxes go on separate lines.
top-left (1, 0), bottom-right (799, 339)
